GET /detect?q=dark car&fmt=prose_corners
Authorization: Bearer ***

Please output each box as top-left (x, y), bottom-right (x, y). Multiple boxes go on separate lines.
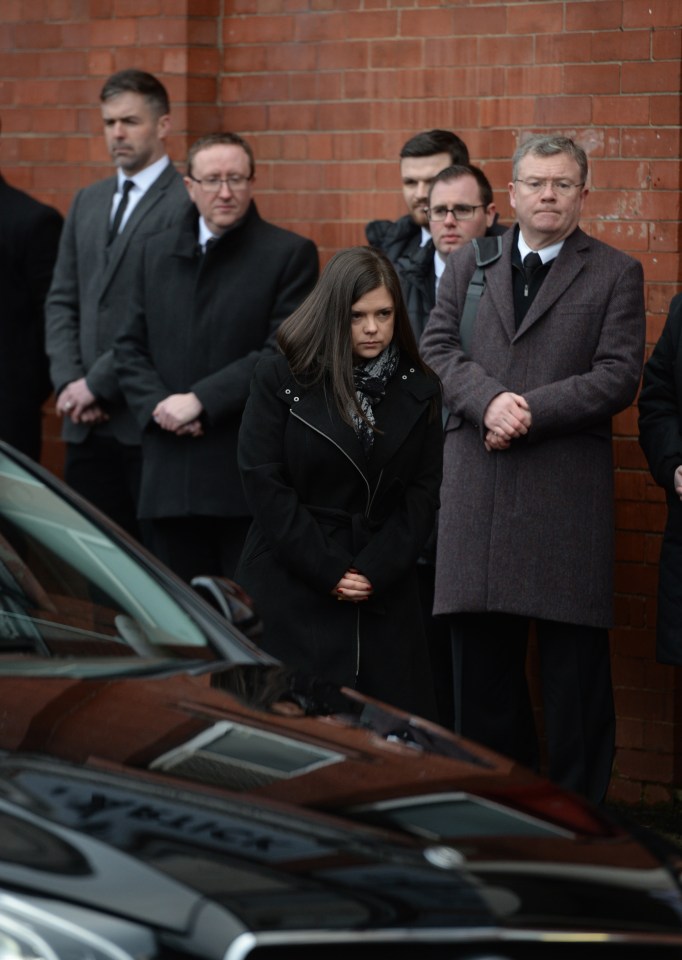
top-left (0, 442), bottom-right (681, 951)
top-left (0, 752), bottom-right (681, 958)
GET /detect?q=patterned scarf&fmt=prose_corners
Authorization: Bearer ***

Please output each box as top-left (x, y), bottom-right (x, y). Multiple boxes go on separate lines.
top-left (351, 342), bottom-right (399, 456)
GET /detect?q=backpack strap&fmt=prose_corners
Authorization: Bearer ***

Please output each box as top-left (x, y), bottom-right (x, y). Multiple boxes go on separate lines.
top-left (459, 235), bottom-right (503, 356)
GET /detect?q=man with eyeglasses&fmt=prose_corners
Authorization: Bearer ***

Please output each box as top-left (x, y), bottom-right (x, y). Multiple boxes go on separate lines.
top-left (400, 164), bottom-right (506, 341)
top-left (46, 70), bottom-right (190, 538)
top-left (421, 134), bottom-right (645, 803)
top-left (115, 132), bottom-right (318, 581)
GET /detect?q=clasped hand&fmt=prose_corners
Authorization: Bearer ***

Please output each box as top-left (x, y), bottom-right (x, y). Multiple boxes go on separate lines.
top-left (332, 568), bottom-right (373, 602)
top-left (153, 393), bottom-right (204, 437)
top-left (484, 391), bottom-right (531, 451)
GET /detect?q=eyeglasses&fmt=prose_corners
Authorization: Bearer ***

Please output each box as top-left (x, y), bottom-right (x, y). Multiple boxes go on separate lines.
top-left (426, 204), bottom-right (486, 222)
top-left (514, 178), bottom-right (585, 196)
top-left (188, 175), bottom-right (252, 194)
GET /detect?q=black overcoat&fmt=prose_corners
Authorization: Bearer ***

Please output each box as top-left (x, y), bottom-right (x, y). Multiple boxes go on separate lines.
top-left (0, 175), bottom-right (62, 460)
top-left (114, 202), bottom-right (319, 519)
top-left (235, 352), bottom-right (443, 717)
top-left (638, 292), bottom-right (682, 664)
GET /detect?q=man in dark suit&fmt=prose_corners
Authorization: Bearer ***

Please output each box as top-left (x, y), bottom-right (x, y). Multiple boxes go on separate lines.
top-left (421, 134), bottom-right (645, 803)
top-left (45, 69), bottom-right (190, 537)
top-left (0, 152), bottom-right (62, 461)
top-left (114, 132), bottom-right (319, 582)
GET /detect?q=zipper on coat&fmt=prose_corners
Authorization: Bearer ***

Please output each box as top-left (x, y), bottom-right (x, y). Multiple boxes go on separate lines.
top-left (291, 408), bottom-right (379, 683)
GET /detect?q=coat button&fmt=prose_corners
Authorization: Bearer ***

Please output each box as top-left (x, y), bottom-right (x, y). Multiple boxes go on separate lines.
top-left (293, 396), bottom-right (300, 401)
top-left (409, 367), bottom-right (415, 373)
top-left (401, 374), bottom-right (407, 380)
top-left (285, 388), bottom-right (291, 394)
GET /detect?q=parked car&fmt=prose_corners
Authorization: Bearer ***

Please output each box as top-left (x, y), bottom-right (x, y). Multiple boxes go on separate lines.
top-left (0, 441), bottom-right (681, 952)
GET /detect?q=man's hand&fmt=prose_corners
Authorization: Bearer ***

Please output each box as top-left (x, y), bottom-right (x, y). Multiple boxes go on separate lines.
top-left (153, 393), bottom-right (204, 434)
top-left (57, 379), bottom-right (109, 424)
top-left (674, 466), bottom-right (682, 501)
top-left (483, 392), bottom-right (532, 448)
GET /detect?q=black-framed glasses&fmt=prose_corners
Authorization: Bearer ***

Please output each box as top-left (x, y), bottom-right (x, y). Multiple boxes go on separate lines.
top-left (514, 178), bottom-right (584, 196)
top-left (188, 174), bottom-right (252, 194)
top-left (426, 204), bottom-right (486, 222)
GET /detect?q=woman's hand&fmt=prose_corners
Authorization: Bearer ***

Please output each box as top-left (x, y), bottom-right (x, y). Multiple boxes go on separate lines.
top-left (332, 568), bottom-right (373, 602)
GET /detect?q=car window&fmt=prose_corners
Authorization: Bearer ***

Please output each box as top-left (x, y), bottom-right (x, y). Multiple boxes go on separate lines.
top-left (0, 453), bottom-right (210, 659)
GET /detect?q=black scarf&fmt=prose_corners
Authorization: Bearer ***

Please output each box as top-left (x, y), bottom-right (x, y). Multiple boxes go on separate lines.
top-left (351, 342), bottom-right (399, 455)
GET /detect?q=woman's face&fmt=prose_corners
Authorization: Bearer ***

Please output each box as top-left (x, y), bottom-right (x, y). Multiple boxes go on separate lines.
top-left (350, 285), bottom-right (395, 360)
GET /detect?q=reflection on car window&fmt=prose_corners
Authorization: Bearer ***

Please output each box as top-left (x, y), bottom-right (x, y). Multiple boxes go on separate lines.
top-left (0, 454), bottom-right (209, 658)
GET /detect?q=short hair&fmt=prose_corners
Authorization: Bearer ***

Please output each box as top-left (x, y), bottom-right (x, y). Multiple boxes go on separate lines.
top-left (512, 134), bottom-right (588, 184)
top-left (100, 69), bottom-right (170, 118)
top-left (186, 132), bottom-right (255, 179)
top-left (278, 247), bottom-right (436, 426)
top-left (429, 163), bottom-right (494, 208)
top-left (400, 129), bottom-right (470, 166)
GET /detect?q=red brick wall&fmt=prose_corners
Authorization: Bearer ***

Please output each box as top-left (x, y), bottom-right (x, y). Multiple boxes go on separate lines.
top-left (1, 0), bottom-right (680, 801)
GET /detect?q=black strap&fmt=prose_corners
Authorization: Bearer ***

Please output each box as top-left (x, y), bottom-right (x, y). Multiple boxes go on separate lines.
top-left (459, 235), bottom-right (503, 356)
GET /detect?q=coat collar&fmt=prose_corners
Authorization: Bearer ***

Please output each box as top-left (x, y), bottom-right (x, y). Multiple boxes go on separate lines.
top-left (172, 200), bottom-right (262, 259)
top-left (484, 226), bottom-right (589, 344)
top-left (278, 357), bottom-right (438, 480)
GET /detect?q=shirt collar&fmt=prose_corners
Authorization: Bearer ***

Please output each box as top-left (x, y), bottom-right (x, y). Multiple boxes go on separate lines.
top-left (198, 217), bottom-right (220, 249)
top-left (117, 154), bottom-right (170, 194)
top-left (420, 225), bottom-right (431, 247)
top-left (517, 229), bottom-right (563, 265)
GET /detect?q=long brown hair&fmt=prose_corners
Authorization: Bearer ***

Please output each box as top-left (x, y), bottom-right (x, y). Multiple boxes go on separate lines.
top-left (277, 246), bottom-right (436, 425)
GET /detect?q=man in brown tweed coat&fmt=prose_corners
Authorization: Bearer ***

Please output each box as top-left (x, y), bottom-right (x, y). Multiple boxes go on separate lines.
top-left (421, 134), bottom-right (645, 804)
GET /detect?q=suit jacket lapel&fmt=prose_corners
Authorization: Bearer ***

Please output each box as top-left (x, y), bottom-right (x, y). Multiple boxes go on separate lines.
top-left (515, 228), bottom-right (588, 339)
top-left (100, 164), bottom-right (178, 294)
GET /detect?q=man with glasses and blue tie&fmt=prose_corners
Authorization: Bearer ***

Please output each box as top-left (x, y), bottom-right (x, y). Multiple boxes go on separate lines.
top-left (114, 132), bottom-right (318, 582)
top-left (421, 134), bottom-right (645, 804)
top-left (46, 69), bottom-right (190, 538)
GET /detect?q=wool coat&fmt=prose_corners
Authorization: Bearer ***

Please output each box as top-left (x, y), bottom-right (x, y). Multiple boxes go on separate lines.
top-left (46, 162), bottom-right (191, 445)
top-left (235, 352), bottom-right (443, 716)
top-left (0, 176), bottom-right (62, 460)
top-left (420, 226), bottom-right (645, 628)
top-left (638, 293), bottom-right (682, 664)
top-left (114, 202), bottom-right (319, 520)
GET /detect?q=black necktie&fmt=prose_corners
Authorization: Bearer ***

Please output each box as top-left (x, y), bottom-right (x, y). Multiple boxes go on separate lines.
top-left (204, 236), bottom-right (218, 254)
top-left (107, 179), bottom-right (134, 245)
top-left (523, 250), bottom-right (543, 279)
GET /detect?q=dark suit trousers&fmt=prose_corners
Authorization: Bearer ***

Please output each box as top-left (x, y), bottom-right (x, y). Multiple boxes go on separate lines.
top-left (65, 433), bottom-right (142, 540)
top-left (451, 612), bottom-right (615, 804)
top-left (145, 515), bottom-right (252, 584)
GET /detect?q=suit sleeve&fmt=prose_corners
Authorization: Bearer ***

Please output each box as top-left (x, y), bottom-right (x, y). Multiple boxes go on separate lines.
top-left (45, 191), bottom-right (87, 396)
top-left (351, 400), bottom-right (443, 592)
top-left (113, 240), bottom-right (172, 429)
top-left (638, 294), bottom-right (682, 494)
top-left (192, 238), bottom-right (319, 422)
top-left (521, 255), bottom-right (646, 443)
top-left (25, 204), bottom-right (63, 403)
top-left (238, 358), bottom-right (354, 594)
top-left (420, 249), bottom-right (508, 435)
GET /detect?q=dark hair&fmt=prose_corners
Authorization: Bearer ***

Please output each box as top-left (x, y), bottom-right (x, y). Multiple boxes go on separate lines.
top-left (100, 69), bottom-right (170, 118)
top-left (512, 134), bottom-right (588, 183)
top-left (429, 163), bottom-right (494, 208)
top-left (186, 132), bottom-right (255, 179)
top-left (278, 247), bottom-right (436, 426)
top-left (400, 129), bottom-right (469, 166)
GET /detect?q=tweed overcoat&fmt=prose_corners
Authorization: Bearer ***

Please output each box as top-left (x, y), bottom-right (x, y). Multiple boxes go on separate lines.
top-left (114, 202), bottom-right (319, 519)
top-left (420, 226), bottom-right (645, 628)
top-left (235, 352), bottom-right (443, 715)
top-left (46, 163), bottom-right (191, 445)
top-left (0, 176), bottom-right (62, 460)
top-left (638, 293), bottom-right (682, 664)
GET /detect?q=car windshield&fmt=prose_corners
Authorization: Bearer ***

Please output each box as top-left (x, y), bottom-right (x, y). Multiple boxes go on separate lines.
top-left (0, 450), bottom-right (218, 662)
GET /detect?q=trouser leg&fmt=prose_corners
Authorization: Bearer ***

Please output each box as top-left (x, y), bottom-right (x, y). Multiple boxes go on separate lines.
top-left (536, 619), bottom-right (615, 804)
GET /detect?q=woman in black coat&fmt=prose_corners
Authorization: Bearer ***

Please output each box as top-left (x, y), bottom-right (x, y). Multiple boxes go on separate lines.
top-left (236, 247), bottom-right (443, 718)
top-left (639, 292), bottom-right (682, 665)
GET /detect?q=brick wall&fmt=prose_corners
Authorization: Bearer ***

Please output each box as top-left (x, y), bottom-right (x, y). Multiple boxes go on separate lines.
top-left (1, 0), bottom-right (680, 801)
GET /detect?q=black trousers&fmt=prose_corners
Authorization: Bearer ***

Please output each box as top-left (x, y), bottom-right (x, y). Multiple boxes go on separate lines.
top-left (65, 434), bottom-right (142, 539)
top-left (145, 515), bottom-right (252, 584)
top-left (451, 612), bottom-right (615, 804)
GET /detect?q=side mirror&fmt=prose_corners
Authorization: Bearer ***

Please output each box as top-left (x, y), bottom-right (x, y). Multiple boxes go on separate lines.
top-left (191, 576), bottom-right (263, 641)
